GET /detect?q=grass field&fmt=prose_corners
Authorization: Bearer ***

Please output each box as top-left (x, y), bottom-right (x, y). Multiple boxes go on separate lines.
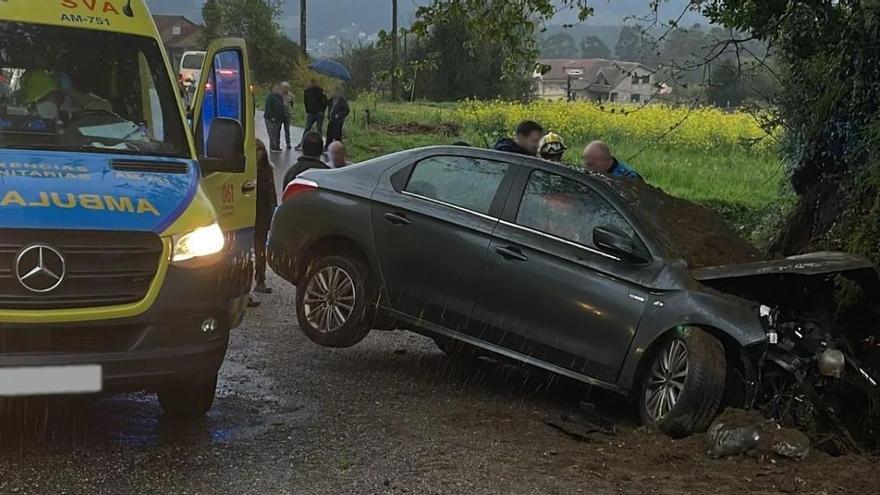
top-left (287, 98), bottom-right (788, 242)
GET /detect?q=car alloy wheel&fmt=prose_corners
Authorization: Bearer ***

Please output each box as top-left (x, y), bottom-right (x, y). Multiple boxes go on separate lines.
top-left (302, 266), bottom-right (357, 333)
top-left (644, 339), bottom-right (689, 421)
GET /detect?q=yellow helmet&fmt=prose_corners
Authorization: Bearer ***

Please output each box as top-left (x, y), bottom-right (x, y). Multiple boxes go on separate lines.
top-left (539, 132), bottom-right (567, 157)
top-left (19, 69), bottom-right (61, 104)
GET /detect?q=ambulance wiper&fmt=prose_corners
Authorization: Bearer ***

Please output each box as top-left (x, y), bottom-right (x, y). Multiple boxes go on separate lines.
top-left (80, 142), bottom-right (141, 154)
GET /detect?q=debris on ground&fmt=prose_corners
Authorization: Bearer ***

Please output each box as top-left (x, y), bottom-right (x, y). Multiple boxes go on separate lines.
top-left (379, 122), bottom-right (462, 137)
top-left (544, 402), bottom-right (617, 442)
top-left (706, 409), bottom-right (810, 461)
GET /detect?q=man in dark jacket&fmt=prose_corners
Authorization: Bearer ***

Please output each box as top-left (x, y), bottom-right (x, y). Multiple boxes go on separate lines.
top-left (493, 120), bottom-right (544, 156)
top-left (296, 79), bottom-right (327, 150)
top-left (283, 131), bottom-right (329, 187)
top-left (325, 88), bottom-right (350, 148)
top-left (263, 83), bottom-right (286, 152)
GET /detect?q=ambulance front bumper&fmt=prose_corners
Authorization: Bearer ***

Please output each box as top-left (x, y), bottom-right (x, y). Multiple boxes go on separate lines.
top-left (0, 264), bottom-right (230, 392)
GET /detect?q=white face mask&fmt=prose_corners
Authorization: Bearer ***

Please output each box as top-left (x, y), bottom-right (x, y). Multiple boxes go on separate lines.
top-left (35, 100), bottom-right (59, 120)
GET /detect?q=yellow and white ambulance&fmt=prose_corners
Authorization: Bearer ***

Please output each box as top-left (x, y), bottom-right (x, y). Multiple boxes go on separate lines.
top-left (0, 0), bottom-right (257, 415)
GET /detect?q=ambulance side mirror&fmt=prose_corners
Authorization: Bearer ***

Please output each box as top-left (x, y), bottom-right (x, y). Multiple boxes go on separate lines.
top-left (200, 117), bottom-right (245, 174)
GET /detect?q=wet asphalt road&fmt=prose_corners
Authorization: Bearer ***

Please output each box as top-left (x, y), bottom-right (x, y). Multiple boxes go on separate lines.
top-left (1, 119), bottom-right (878, 494)
top-left (0, 121), bottom-right (630, 494)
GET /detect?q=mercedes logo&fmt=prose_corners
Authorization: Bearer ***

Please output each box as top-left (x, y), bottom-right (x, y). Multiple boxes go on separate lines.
top-left (15, 244), bottom-right (66, 293)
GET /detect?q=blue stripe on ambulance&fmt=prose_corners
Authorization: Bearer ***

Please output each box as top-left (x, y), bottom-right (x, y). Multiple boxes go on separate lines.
top-left (0, 149), bottom-right (199, 233)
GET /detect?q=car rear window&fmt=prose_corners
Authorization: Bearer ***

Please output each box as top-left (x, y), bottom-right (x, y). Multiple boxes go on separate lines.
top-left (181, 53), bottom-right (205, 70)
top-left (405, 156), bottom-right (508, 215)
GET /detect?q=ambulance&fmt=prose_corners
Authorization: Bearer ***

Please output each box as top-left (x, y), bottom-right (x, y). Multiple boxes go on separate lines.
top-left (0, 0), bottom-right (257, 415)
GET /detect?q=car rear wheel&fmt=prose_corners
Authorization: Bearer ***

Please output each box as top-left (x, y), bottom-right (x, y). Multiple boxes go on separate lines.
top-left (638, 327), bottom-right (726, 438)
top-left (158, 373), bottom-right (218, 418)
top-left (296, 255), bottom-right (372, 348)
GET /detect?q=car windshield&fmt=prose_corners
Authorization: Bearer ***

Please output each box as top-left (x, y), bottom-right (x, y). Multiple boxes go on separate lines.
top-left (0, 22), bottom-right (189, 158)
top-left (609, 178), bottom-right (765, 268)
top-left (181, 53), bottom-right (204, 70)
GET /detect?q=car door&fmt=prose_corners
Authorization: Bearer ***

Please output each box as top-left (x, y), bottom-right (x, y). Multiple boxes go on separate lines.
top-left (371, 153), bottom-right (516, 333)
top-left (471, 166), bottom-right (658, 384)
top-left (190, 39), bottom-right (256, 326)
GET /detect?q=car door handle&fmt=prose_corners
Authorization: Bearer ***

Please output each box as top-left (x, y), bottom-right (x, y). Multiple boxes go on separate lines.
top-left (495, 246), bottom-right (528, 262)
top-left (384, 212), bottom-right (411, 226)
top-left (241, 181), bottom-right (257, 194)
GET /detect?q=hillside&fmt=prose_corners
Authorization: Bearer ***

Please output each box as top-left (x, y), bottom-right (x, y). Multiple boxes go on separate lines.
top-left (146, 0), bottom-right (705, 53)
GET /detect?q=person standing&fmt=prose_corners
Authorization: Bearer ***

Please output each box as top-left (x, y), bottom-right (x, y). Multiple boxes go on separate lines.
top-left (263, 83), bottom-right (285, 152)
top-left (254, 139), bottom-right (277, 294)
top-left (325, 87), bottom-right (350, 148)
top-left (280, 81), bottom-right (294, 150)
top-left (493, 120), bottom-right (544, 156)
top-left (283, 131), bottom-right (329, 187)
top-left (297, 79), bottom-right (327, 150)
top-left (327, 140), bottom-right (352, 168)
top-left (582, 140), bottom-right (641, 179)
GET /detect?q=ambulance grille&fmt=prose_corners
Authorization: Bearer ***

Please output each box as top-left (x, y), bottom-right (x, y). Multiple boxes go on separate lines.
top-left (0, 230), bottom-right (164, 310)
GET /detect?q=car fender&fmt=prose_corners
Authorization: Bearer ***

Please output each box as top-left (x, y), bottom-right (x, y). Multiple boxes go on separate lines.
top-left (615, 288), bottom-right (767, 392)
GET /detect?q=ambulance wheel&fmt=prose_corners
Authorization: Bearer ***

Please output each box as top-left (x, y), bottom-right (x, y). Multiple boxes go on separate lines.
top-left (158, 373), bottom-right (218, 417)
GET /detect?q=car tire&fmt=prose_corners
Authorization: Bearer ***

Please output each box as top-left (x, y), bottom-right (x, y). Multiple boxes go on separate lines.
top-left (433, 336), bottom-right (486, 360)
top-left (296, 255), bottom-right (372, 348)
top-left (638, 327), bottom-right (726, 438)
top-left (158, 373), bottom-right (218, 418)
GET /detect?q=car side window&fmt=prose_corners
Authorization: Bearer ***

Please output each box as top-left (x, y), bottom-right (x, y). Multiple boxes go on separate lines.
top-left (516, 170), bottom-right (635, 249)
top-left (405, 156), bottom-right (509, 215)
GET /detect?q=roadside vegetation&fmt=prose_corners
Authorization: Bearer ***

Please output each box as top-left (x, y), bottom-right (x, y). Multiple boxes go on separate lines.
top-left (287, 96), bottom-right (787, 241)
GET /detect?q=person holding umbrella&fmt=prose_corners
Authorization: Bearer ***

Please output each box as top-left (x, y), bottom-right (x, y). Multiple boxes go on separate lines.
top-left (306, 59), bottom-right (353, 148)
top-left (325, 87), bottom-right (350, 148)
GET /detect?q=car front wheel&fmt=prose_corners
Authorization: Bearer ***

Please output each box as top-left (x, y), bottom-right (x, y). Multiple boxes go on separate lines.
top-left (296, 255), bottom-right (372, 348)
top-left (638, 327), bottom-right (726, 438)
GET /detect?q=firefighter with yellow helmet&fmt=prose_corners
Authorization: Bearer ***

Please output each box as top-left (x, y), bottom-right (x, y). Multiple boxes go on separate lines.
top-left (539, 132), bottom-right (567, 162)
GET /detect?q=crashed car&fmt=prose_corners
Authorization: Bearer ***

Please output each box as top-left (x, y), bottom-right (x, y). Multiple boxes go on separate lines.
top-left (268, 146), bottom-right (880, 443)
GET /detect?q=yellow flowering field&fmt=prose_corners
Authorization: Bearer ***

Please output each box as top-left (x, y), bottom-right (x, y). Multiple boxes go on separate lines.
top-left (455, 99), bottom-right (776, 155)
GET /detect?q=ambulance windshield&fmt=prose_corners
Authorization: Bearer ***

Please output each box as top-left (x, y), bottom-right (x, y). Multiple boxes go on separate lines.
top-left (0, 22), bottom-right (189, 158)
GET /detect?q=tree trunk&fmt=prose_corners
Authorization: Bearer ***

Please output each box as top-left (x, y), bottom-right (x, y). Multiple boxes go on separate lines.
top-left (300, 0), bottom-right (307, 54)
top-left (391, 0), bottom-right (399, 100)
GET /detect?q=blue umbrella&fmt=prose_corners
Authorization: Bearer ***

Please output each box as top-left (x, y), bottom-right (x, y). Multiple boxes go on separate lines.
top-left (308, 59), bottom-right (353, 82)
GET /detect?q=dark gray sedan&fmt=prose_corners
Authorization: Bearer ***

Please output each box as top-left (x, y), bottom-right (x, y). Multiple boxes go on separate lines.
top-left (268, 146), bottom-right (880, 438)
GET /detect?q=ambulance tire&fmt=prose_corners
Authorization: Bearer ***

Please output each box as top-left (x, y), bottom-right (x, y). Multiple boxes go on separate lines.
top-left (158, 373), bottom-right (218, 418)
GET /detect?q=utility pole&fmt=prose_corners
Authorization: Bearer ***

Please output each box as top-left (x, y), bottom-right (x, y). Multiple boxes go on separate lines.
top-left (391, 0), bottom-right (398, 100)
top-left (300, 0), bottom-right (307, 55)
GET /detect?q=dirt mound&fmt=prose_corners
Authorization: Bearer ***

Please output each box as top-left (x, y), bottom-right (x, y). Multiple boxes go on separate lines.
top-left (606, 177), bottom-right (765, 268)
top-left (379, 121), bottom-right (461, 137)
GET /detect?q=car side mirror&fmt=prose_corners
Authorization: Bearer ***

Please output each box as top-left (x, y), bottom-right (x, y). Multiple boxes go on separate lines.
top-left (594, 226), bottom-right (647, 263)
top-left (200, 117), bottom-right (245, 174)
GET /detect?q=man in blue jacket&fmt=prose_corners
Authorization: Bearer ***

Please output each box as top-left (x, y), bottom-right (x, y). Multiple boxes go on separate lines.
top-left (582, 140), bottom-right (641, 179)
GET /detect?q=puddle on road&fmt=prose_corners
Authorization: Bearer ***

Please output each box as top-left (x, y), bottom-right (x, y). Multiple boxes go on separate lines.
top-left (0, 348), bottom-right (319, 454)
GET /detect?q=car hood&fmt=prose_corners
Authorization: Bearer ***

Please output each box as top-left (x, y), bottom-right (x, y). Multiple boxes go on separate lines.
top-left (692, 251), bottom-right (880, 304)
top-left (0, 149), bottom-right (199, 233)
top-left (692, 251), bottom-right (876, 280)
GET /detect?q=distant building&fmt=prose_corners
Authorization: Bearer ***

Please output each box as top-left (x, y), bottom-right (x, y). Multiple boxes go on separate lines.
top-left (535, 58), bottom-right (666, 103)
top-left (153, 15), bottom-right (206, 70)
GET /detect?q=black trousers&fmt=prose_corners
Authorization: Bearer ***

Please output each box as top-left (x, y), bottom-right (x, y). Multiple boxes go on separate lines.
top-left (254, 217), bottom-right (270, 286)
top-left (326, 119), bottom-right (345, 146)
top-left (282, 119), bottom-right (292, 146)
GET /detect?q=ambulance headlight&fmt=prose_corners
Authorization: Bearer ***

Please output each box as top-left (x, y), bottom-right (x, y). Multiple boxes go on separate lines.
top-left (172, 223), bottom-right (225, 263)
